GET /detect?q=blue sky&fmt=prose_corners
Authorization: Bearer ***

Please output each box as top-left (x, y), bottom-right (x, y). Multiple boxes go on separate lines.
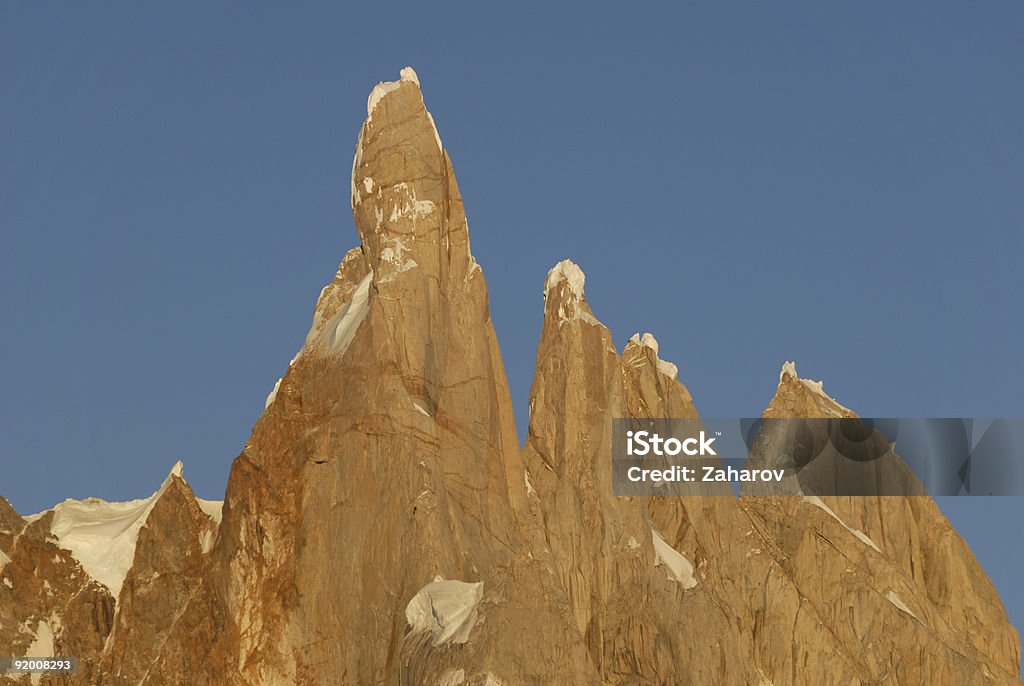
top-left (1, 3), bottom-right (1021, 637)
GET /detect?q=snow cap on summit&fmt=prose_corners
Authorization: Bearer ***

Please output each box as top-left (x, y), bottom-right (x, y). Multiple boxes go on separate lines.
top-left (780, 360), bottom-right (798, 382)
top-left (544, 259), bottom-right (586, 301)
top-left (399, 66), bottom-right (420, 85)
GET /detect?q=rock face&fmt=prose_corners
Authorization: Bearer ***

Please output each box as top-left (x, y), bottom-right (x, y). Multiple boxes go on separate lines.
top-left (1, 68), bottom-right (1020, 685)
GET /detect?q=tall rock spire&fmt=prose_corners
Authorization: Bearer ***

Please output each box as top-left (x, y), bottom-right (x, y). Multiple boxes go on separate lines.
top-left (524, 259), bottom-right (756, 683)
top-left (213, 68), bottom-right (596, 685)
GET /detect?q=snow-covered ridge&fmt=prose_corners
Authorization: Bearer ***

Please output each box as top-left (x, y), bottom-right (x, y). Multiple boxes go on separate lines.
top-left (405, 577), bottom-right (484, 646)
top-left (26, 461), bottom-right (222, 600)
top-left (779, 360), bottom-right (852, 415)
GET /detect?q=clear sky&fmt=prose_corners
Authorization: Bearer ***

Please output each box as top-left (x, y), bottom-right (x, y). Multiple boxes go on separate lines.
top-left (2, 2), bottom-right (1022, 638)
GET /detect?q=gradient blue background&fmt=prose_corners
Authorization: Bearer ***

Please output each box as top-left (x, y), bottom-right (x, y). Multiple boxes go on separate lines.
top-left (2, 3), bottom-right (1022, 642)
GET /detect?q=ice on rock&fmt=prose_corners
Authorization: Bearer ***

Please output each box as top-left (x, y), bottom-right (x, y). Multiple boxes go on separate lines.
top-left (265, 377), bottom-right (282, 409)
top-left (640, 332), bottom-right (659, 355)
top-left (399, 66), bottom-right (420, 85)
top-left (426, 111), bottom-right (444, 151)
top-left (524, 469), bottom-right (537, 497)
top-left (627, 332), bottom-right (679, 380)
top-left (405, 578), bottom-right (484, 646)
top-left (657, 359), bottom-right (679, 380)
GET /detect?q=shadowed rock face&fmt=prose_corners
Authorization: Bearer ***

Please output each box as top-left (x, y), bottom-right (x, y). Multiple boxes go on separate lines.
top-left (0, 69), bottom-right (1020, 685)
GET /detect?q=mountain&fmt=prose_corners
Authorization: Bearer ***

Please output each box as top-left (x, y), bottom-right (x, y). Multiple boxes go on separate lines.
top-left (1, 68), bottom-right (1019, 685)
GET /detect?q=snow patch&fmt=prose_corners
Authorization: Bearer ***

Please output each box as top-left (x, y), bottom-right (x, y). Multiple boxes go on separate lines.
top-left (405, 579), bottom-right (483, 646)
top-left (305, 271), bottom-right (373, 356)
top-left (264, 377), bottom-right (282, 409)
top-left (414, 199), bottom-right (436, 216)
top-left (640, 332), bottom-right (659, 355)
top-left (412, 402), bottom-right (431, 417)
top-left (885, 590), bottom-right (921, 622)
top-left (199, 529), bottom-right (216, 554)
top-left (384, 184), bottom-right (436, 225)
top-left (651, 529), bottom-right (697, 589)
top-left (657, 360), bottom-right (679, 380)
top-left (380, 235), bottom-right (410, 264)
top-left (803, 496), bottom-right (881, 552)
top-left (0, 547), bottom-right (10, 573)
top-left (24, 616), bottom-right (59, 686)
top-left (196, 498), bottom-right (223, 525)
top-left (483, 674), bottom-right (504, 686)
top-left (362, 177), bottom-right (374, 194)
top-left (30, 463), bottom-right (187, 599)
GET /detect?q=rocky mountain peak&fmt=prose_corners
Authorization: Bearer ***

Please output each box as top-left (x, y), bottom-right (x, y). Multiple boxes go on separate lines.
top-left (349, 66), bottom-right (474, 291)
top-left (1, 68), bottom-right (1020, 685)
top-left (623, 331), bottom-right (679, 380)
top-left (766, 359), bottom-right (856, 418)
top-left (542, 259), bottom-right (601, 328)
